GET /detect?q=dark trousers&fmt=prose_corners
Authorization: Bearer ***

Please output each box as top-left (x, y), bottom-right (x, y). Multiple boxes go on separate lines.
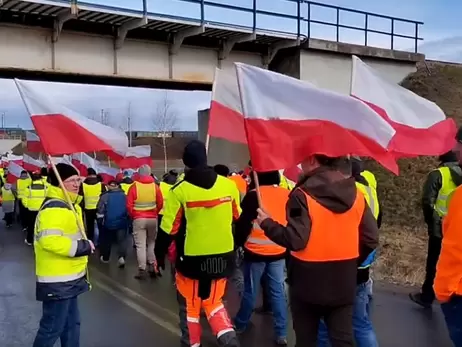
top-left (99, 227), bottom-right (128, 261)
top-left (84, 209), bottom-right (97, 242)
top-left (290, 291), bottom-right (354, 347)
top-left (27, 210), bottom-right (38, 244)
top-left (19, 200), bottom-right (28, 229)
top-left (33, 297), bottom-right (81, 347)
top-left (4, 212), bottom-right (13, 227)
top-left (441, 295), bottom-right (462, 347)
top-left (421, 236), bottom-right (442, 303)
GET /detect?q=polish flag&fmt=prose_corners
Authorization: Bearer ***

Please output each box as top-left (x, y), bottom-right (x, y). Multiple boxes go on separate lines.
top-left (71, 153), bottom-right (100, 176)
top-left (26, 131), bottom-right (44, 153)
top-left (2, 154), bottom-right (23, 167)
top-left (233, 63), bottom-right (399, 173)
top-left (15, 79), bottom-right (129, 155)
top-left (7, 161), bottom-right (25, 184)
top-left (96, 164), bottom-right (119, 184)
top-left (351, 56), bottom-right (457, 157)
top-left (23, 154), bottom-right (45, 172)
top-left (282, 164), bottom-right (302, 184)
top-left (209, 68), bottom-right (246, 144)
top-left (109, 145), bottom-right (152, 169)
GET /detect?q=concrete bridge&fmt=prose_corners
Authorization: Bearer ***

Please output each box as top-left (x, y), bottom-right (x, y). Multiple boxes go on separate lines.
top-left (0, 0), bottom-right (424, 93)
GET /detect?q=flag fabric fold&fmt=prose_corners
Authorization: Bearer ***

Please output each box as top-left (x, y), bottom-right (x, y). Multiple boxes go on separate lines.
top-left (96, 164), bottom-right (119, 184)
top-left (351, 55), bottom-right (457, 157)
top-left (108, 145), bottom-right (152, 169)
top-left (23, 154), bottom-right (45, 172)
top-left (26, 131), bottom-right (44, 153)
top-left (15, 79), bottom-right (129, 156)
top-left (234, 63), bottom-right (398, 173)
top-left (7, 161), bottom-right (25, 184)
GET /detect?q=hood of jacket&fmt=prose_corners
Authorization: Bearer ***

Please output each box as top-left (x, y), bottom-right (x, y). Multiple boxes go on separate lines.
top-left (298, 166), bottom-right (358, 214)
top-left (441, 162), bottom-right (462, 186)
top-left (163, 173), bottom-right (178, 185)
top-left (184, 166), bottom-right (217, 189)
top-left (83, 176), bottom-right (100, 185)
top-left (136, 175), bottom-right (155, 184)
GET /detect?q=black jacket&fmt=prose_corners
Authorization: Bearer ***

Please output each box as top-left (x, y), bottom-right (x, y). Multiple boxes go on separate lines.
top-left (422, 162), bottom-right (462, 238)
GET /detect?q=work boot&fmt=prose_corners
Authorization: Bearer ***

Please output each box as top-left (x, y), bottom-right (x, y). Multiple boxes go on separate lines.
top-left (135, 269), bottom-right (147, 280)
top-left (99, 256), bottom-right (109, 264)
top-left (275, 337), bottom-right (288, 346)
top-left (409, 292), bottom-right (432, 309)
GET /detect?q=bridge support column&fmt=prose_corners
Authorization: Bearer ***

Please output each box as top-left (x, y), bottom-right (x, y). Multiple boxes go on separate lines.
top-left (217, 33), bottom-right (256, 68)
top-left (262, 38), bottom-right (301, 69)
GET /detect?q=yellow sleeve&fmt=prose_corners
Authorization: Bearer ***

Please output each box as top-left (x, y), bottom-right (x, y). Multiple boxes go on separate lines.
top-left (22, 188), bottom-right (29, 208)
top-left (160, 188), bottom-right (183, 235)
top-left (35, 208), bottom-right (77, 257)
top-left (232, 186), bottom-right (242, 216)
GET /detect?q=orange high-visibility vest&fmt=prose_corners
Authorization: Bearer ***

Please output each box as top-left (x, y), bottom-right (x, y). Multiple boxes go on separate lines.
top-left (133, 182), bottom-right (156, 211)
top-left (229, 175), bottom-right (247, 195)
top-left (291, 189), bottom-right (364, 262)
top-left (245, 185), bottom-right (289, 256)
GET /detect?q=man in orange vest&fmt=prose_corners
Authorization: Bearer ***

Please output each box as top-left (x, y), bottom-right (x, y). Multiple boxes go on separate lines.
top-left (434, 140), bottom-right (462, 347)
top-left (256, 155), bottom-right (379, 347)
top-left (126, 165), bottom-right (163, 280)
top-left (234, 170), bottom-right (289, 345)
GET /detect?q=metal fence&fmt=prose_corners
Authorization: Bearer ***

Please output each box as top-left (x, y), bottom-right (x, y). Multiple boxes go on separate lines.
top-left (67, 0), bottom-right (423, 52)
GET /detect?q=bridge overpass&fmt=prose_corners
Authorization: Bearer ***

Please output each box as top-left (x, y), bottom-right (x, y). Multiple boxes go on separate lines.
top-left (0, 0), bottom-right (424, 93)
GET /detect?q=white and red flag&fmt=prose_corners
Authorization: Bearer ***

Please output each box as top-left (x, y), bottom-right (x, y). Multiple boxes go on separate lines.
top-left (233, 63), bottom-right (398, 172)
top-left (109, 145), bottom-right (152, 169)
top-left (350, 55), bottom-right (457, 157)
top-left (23, 154), bottom-right (46, 172)
top-left (26, 131), bottom-right (44, 153)
top-left (15, 79), bottom-right (129, 156)
top-left (7, 161), bottom-right (25, 184)
top-left (96, 164), bottom-right (119, 184)
top-left (71, 153), bottom-right (100, 177)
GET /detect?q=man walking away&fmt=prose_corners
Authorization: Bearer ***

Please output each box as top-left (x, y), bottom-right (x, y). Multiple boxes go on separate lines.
top-left (410, 150), bottom-right (462, 308)
top-left (234, 170), bottom-right (289, 345)
top-left (13, 170), bottom-right (31, 232)
top-left (157, 140), bottom-right (240, 347)
top-left (127, 164), bottom-right (163, 279)
top-left (96, 180), bottom-right (129, 268)
top-left (80, 168), bottom-right (106, 242)
top-left (120, 170), bottom-right (134, 195)
top-left (23, 172), bottom-right (47, 246)
top-left (256, 155), bottom-right (379, 347)
top-left (1, 182), bottom-right (15, 228)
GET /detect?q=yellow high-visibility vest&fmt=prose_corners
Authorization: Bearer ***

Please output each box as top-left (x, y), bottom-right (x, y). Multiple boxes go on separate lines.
top-left (17, 178), bottom-right (32, 200)
top-left (356, 182), bottom-right (379, 220)
top-left (133, 182), bottom-right (156, 211)
top-left (82, 182), bottom-right (102, 210)
top-left (25, 180), bottom-right (47, 211)
top-left (120, 182), bottom-right (133, 195)
top-left (159, 181), bottom-right (173, 215)
top-left (434, 167), bottom-right (458, 217)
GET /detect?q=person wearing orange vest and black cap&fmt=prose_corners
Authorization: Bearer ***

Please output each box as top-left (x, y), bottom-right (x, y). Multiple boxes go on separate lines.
top-left (234, 170), bottom-right (289, 346)
top-left (157, 140), bottom-right (241, 347)
top-left (256, 155), bottom-right (379, 347)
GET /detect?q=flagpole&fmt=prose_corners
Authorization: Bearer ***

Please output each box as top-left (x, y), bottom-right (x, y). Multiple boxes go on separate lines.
top-left (47, 154), bottom-right (87, 239)
top-left (205, 134), bottom-right (210, 154)
top-left (234, 64), bottom-right (263, 208)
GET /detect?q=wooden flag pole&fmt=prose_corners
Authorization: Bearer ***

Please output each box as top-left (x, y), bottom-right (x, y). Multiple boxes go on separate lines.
top-left (47, 154), bottom-right (87, 240)
top-left (252, 170), bottom-right (263, 209)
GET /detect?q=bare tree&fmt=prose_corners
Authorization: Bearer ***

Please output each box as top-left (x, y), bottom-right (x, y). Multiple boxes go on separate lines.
top-left (151, 92), bottom-right (178, 173)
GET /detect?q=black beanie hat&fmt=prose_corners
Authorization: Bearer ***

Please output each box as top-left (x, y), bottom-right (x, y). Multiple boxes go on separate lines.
top-left (87, 168), bottom-right (97, 176)
top-left (214, 164), bottom-right (230, 177)
top-left (48, 163), bottom-right (79, 187)
top-left (182, 140), bottom-right (207, 169)
top-left (40, 167), bottom-right (48, 176)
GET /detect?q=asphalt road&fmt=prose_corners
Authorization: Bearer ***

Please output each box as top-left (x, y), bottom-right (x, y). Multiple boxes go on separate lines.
top-left (0, 223), bottom-right (453, 347)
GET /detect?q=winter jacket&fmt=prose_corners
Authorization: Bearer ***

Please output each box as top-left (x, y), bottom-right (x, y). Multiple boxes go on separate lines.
top-left (126, 175), bottom-right (163, 220)
top-left (96, 188), bottom-right (128, 230)
top-left (422, 162), bottom-right (462, 238)
top-left (260, 167), bottom-right (379, 307)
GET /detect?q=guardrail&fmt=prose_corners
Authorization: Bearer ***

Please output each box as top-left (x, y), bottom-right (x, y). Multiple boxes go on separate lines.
top-left (39, 0), bottom-right (426, 52)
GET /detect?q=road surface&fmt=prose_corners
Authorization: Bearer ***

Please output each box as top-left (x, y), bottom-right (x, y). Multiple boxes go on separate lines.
top-left (0, 224), bottom-right (453, 346)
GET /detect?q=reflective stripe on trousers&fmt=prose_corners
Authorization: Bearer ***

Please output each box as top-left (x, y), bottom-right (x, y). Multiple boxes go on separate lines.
top-left (37, 269), bottom-right (86, 283)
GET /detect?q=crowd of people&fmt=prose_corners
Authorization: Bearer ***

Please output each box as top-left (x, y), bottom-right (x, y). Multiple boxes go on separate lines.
top-left (2, 136), bottom-right (462, 347)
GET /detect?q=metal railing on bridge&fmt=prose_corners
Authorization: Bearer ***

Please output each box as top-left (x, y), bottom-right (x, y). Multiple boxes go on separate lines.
top-left (3, 0), bottom-right (424, 52)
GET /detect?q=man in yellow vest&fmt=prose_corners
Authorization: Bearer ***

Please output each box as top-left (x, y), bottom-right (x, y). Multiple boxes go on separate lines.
top-left (33, 163), bottom-right (94, 347)
top-left (79, 167), bottom-right (106, 242)
top-left (234, 170), bottom-right (289, 345)
top-left (13, 170), bottom-right (32, 232)
top-left (157, 140), bottom-right (241, 347)
top-left (23, 172), bottom-right (47, 246)
top-left (1, 182), bottom-right (15, 228)
top-left (126, 165), bottom-right (164, 279)
top-left (410, 150), bottom-right (462, 308)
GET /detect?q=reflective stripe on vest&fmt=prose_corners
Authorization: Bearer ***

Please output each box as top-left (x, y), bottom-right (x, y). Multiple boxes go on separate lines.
top-left (245, 185), bottom-right (288, 256)
top-left (82, 183), bottom-right (102, 210)
top-left (434, 166), bottom-right (458, 217)
top-left (1, 187), bottom-right (14, 202)
top-left (37, 269), bottom-right (86, 283)
top-left (355, 182), bottom-right (379, 220)
top-left (291, 189), bottom-right (364, 262)
top-left (35, 229), bottom-right (81, 242)
top-left (133, 182), bottom-right (156, 211)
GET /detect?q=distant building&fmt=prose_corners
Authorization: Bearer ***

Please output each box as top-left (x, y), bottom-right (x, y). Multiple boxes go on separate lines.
top-left (0, 128), bottom-right (25, 140)
top-left (132, 131), bottom-right (197, 139)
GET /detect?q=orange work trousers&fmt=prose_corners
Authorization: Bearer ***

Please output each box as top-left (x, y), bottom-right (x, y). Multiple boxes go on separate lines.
top-left (176, 273), bottom-right (239, 347)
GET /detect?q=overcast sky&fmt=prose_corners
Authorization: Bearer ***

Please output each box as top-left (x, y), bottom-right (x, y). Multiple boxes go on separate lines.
top-left (0, 0), bottom-right (460, 131)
